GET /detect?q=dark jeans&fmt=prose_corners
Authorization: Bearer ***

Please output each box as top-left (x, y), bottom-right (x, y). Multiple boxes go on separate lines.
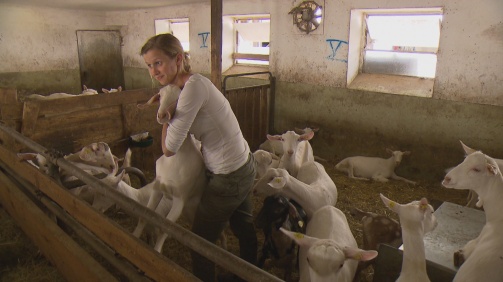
top-left (191, 153), bottom-right (258, 282)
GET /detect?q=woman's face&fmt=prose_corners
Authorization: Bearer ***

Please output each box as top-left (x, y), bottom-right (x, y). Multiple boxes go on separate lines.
top-left (143, 48), bottom-right (180, 86)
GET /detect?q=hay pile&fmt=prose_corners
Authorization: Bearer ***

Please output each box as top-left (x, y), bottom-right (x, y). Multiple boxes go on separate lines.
top-left (0, 160), bottom-right (468, 281)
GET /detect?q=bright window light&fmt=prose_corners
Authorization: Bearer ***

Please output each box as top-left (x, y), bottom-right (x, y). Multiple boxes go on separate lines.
top-left (364, 14), bottom-right (442, 78)
top-left (235, 17), bottom-right (270, 65)
top-left (155, 18), bottom-right (190, 51)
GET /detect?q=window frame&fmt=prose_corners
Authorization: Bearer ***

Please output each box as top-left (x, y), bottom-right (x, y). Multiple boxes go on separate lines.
top-left (347, 7), bottom-right (444, 97)
top-left (232, 15), bottom-right (271, 66)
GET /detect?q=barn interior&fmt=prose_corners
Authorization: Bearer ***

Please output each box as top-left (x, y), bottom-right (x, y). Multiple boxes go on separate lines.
top-left (0, 0), bottom-right (502, 281)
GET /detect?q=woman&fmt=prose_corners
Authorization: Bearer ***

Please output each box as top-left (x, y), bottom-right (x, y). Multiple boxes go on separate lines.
top-left (140, 33), bottom-right (257, 282)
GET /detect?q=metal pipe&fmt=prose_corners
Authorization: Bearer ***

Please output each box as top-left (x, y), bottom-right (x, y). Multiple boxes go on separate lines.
top-left (0, 122), bottom-right (282, 282)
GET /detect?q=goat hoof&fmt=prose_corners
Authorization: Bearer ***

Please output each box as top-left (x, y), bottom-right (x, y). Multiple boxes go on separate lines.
top-left (453, 250), bottom-right (465, 267)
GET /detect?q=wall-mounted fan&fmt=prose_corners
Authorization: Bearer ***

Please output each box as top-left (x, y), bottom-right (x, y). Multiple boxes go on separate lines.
top-left (288, 1), bottom-right (323, 34)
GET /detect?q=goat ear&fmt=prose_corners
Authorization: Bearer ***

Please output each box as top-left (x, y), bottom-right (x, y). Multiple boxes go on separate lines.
top-left (268, 176), bottom-right (286, 189)
top-left (267, 134), bottom-right (282, 141)
top-left (380, 193), bottom-right (400, 213)
top-left (280, 228), bottom-right (317, 247)
top-left (486, 161), bottom-right (499, 176)
top-left (102, 88), bottom-right (109, 93)
top-left (344, 247), bottom-right (378, 261)
top-left (117, 86), bottom-right (122, 91)
top-left (137, 93), bottom-right (160, 109)
top-left (403, 151), bottom-right (411, 155)
top-left (460, 140), bottom-right (477, 156)
top-left (299, 130), bottom-right (314, 141)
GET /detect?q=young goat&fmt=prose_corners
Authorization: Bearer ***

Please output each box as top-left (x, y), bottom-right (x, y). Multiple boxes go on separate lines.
top-left (380, 194), bottom-right (437, 282)
top-left (253, 149), bottom-right (280, 181)
top-left (102, 86), bottom-right (122, 93)
top-left (266, 130), bottom-right (315, 178)
top-left (255, 195), bottom-right (307, 282)
top-left (350, 207), bottom-right (402, 280)
top-left (281, 205), bottom-right (378, 282)
top-left (253, 161), bottom-right (337, 220)
top-left (442, 151), bottom-right (503, 282)
top-left (335, 149), bottom-right (416, 184)
top-left (17, 142), bottom-right (117, 183)
top-left (133, 85), bottom-right (208, 253)
top-left (26, 85), bottom-right (98, 100)
top-left (458, 140), bottom-right (503, 208)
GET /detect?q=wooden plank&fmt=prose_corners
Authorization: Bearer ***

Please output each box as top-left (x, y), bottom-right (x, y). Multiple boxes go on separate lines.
top-left (210, 0), bottom-right (222, 90)
top-left (0, 171), bottom-right (118, 282)
top-left (0, 88), bottom-right (18, 104)
top-left (232, 53), bottom-right (269, 61)
top-left (20, 101), bottom-right (40, 137)
top-left (121, 103), bottom-right (139, 137)
top-left (0, 145), bottom-right (198, 282)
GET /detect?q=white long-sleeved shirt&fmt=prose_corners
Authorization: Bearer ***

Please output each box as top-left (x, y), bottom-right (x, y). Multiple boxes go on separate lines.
top-left (165, 74), bottom-right (250, 174)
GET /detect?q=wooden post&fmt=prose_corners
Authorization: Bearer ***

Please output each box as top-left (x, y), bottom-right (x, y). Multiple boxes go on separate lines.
top-left (211, 0), bottom-right (222, 91)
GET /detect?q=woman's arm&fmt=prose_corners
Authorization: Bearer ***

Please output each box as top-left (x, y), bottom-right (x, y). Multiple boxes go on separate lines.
top-left (161, 123), bottom-right (175, 157)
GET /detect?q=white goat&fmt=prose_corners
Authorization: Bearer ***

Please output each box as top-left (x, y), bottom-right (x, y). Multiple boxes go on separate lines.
top-left (442, 151), bottom-right (503, 282)
top-left (458, 140), bottom-right (503, 208)
top-left (335, 149), bottom-right (416, 184)
top-left (26, 85), bottom-right (98, 100)
top-left (253, 160), bottom-right (337, 219)
top-left (267, 130), bottom-right (315, 178)
top-left (102, 86), bottom-right (122, 93)
top-left (133, 85), bottom-right (208, 253)
top-left (253, 149), bottom-right (280, 181)
top-left (281, 205), bottom-right (378, 282)
top-left (380, 194), bottom-right (438, 282)
top-left (17, 142), bottom-right (117, 182)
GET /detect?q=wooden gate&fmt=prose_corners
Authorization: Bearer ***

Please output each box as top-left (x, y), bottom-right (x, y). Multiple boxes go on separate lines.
top-left (222, 72), bottom-right (275, 151)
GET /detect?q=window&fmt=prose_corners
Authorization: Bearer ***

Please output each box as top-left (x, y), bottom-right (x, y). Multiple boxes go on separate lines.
top-left (363, 13), bottom-right (442, 78)
top-left (233, 15), bottom-right (270, 66)
top-left (347, 8), bottom-right (443, 97)
top-left (154, 18), bottom-right (190, 51)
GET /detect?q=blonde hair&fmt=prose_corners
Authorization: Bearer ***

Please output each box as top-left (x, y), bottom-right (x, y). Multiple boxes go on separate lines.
top-left (140, 33), bottom-right (191, 74)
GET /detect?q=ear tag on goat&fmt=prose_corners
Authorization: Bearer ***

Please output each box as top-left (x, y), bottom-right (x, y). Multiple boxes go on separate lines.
top-left (294, 232), bottom-right (304, 239)
top-left (419, 203), bottom-right (428, 211)
top-left (388, 201), bottom-right (396, 208)
top-left (298, 220), bottom-right (304, 228)
top-left (268, 176), bottom-right (286, 189)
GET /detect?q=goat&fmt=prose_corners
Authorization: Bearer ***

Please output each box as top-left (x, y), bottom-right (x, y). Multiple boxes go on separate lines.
top-left (380, 194), bottom-right (438, 282)
top-left (132, 84), bottom-right (208, 253)
top-left (442, 151), bottom-right (503, 282)
top-left (350, 207), bottom-right (402, 280)
top-left (17, 142), bottom-right (117, 183)
top-left (350, 207), bottom-right (402, 251)
top-left (458, 140), bottom-right (503, 208)
top-left (255, 195), bottom-right (307, 282)
top-left (253, 160), bottom-right (337, 220)
top-left (102, 86), bottom-right (122, 93)
top-left (281, 205), bottom-right (378, 282)
top-left (253, 149), bottom-right (280, 181)
top-left (26, 85), bottom-right (98, 100)
top-left (335, 148), bottom-right (416, 184)
top-left (266, 130), bottom-right (315, 178)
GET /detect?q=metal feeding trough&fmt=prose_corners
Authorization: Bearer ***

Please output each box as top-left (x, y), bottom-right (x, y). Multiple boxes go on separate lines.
top-left (129, 132), bottom-right (153, 148)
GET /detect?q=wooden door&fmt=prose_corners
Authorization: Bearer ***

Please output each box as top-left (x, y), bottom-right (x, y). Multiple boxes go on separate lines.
top-left (77, 30), bottom-right (125, 92)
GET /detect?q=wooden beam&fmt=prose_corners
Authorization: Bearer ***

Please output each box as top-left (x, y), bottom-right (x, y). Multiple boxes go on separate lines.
top-left (0, 171), bottom-right (118, 282)
top-left (0, 145), bottom-right (198, 282)
top-left (211, 0), bottom-right (223, 91)
top-left (232, 53), bottom-right (270, 61)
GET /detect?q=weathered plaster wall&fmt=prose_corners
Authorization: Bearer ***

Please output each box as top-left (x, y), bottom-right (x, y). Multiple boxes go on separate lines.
top-left (0, 4), bottom-right (109, 94)
top-left (0, 0), bottom-right (501, 180)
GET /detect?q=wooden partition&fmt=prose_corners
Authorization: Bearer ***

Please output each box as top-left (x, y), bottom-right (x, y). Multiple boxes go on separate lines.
top-left (223, 72), bottom-right (275, 151)
top-left (0, 87), bottom-right (163, 172)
